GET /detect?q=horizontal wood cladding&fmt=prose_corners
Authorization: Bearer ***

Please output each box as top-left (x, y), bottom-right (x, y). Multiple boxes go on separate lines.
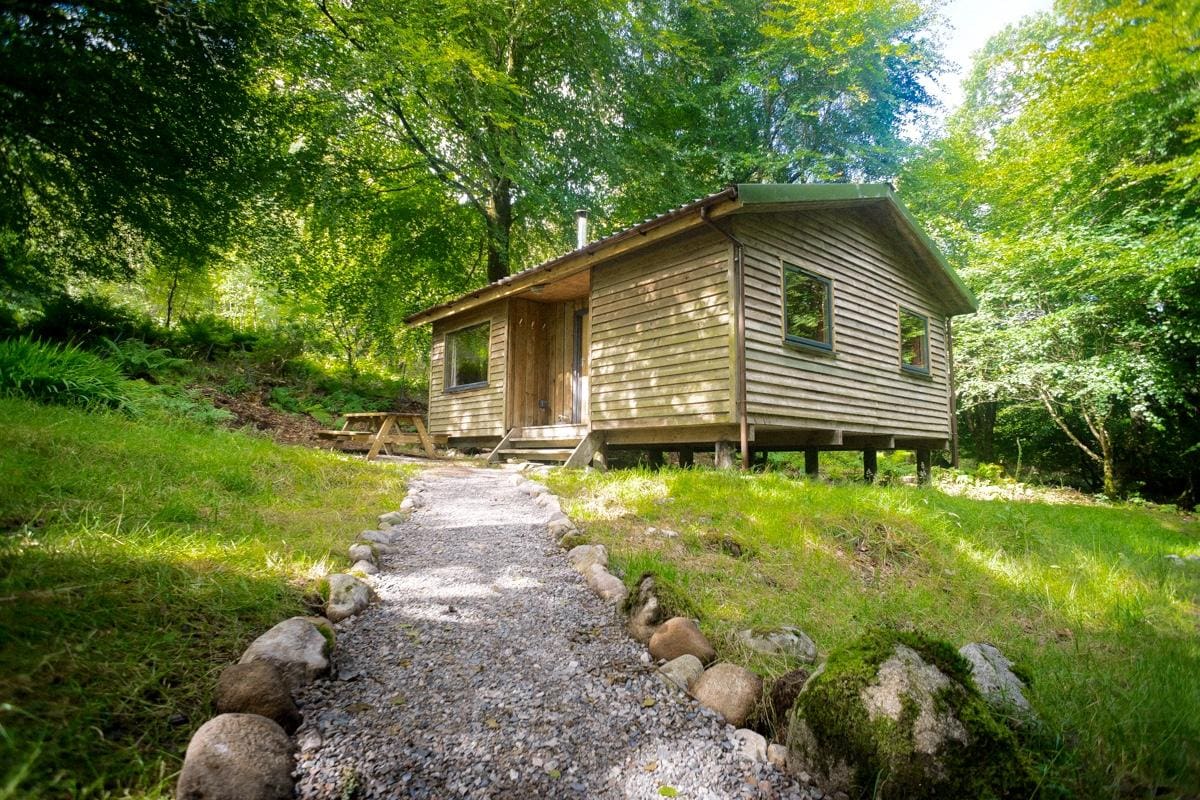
top-left (589, 228), bottom-right (734, 428)
top-left (736, 210), bottom-right (953, 439)
top-left (428, 301), bottom-right (508, 438)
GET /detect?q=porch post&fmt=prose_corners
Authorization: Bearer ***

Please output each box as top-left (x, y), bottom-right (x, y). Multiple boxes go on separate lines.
top-left (804, 448), bottom-right (819, 477)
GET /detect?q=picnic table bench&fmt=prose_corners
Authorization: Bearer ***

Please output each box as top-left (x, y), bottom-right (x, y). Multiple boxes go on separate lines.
top-left (317, 412), bottom-right (436, 461)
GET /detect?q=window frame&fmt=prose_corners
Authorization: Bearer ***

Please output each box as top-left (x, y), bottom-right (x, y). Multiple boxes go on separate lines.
top-left (780, 262), bottom-right (835, 353)
top-left (898, 306), bottom-right (931, 376)
top-left (443, 321), bottom-right (491, 393)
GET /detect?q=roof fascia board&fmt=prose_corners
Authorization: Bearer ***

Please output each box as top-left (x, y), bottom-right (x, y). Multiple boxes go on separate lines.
top-left (736, 183), bottom-right (977, 314)
top-left (405, 194), bottom-right (743, 326)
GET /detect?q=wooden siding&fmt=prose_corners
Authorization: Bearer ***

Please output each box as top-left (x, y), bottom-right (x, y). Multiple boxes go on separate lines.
top-left (589, 227), bottom-right (734, 429)
top-left (428, 301), bottom-right (508, 438)
top-left (735, 210), bottom-right (952, 438)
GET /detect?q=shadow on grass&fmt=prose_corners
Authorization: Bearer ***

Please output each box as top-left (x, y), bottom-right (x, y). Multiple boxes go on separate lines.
top-left (0, 546), bottom-right (314, 799)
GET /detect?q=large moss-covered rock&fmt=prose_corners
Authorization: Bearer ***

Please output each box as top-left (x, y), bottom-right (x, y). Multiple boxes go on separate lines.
top-left (786, 629), bottom-right (1035, 799)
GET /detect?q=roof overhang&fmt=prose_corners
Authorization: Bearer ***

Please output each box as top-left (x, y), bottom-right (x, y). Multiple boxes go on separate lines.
top-left (405, 183), bottom-right (975, 326)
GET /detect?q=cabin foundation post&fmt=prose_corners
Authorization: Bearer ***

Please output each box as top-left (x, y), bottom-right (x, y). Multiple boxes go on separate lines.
top-left (804, 449), bottom-right (819, 477)
top-left (915, 449), bottom-right (932, 485)
top-left (715, 441), bottom-right (737, 470)
top-left (678, 447), bottom-right (694, 468)
top-left (863, 449), bottom-right (878, 484)
top-left (645, 449), bottom-right (664, 469)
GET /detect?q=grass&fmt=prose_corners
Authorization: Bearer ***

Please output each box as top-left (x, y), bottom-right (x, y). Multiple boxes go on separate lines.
top-left (0, 398), bottom-right (410, 799)
top-left (545, 466), bottom-right (1200, 799)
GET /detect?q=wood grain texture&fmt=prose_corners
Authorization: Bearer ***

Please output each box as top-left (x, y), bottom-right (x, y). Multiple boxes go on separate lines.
top-left (588, 228), bottom-right (734, 428)
top-left (428, 301), bottom-right (509, 437)
top-left (735, 209), bottom-right (953, 439)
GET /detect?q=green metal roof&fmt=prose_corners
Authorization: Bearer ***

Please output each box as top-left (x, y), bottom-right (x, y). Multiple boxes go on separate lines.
top-left (735, 183), bottom-right (977, 313)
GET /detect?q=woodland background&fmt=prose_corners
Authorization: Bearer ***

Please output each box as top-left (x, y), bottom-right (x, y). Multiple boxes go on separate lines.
top-left (2, 0), bottom-right (1197, 504)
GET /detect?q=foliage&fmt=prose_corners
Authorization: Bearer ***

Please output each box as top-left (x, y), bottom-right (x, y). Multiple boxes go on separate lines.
top-left (0, 337), bottom-right (132, 410)
top-left (0, 1), bottom-right (294, 301)
top-left (901, 0), bottom-right (1200, 502)
top-left (0, 398), bottom-right (411, 798)
top-left (100, 338), bottom-right (188, 383)
top-left (547, 467), bottom-right (1200, 797)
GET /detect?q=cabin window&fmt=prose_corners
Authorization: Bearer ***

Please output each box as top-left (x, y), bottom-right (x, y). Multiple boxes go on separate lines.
top-left (783, 265), bottom-right (833, 350)
top-left (445, 322), bottom-right (490, 390)
top-left (899, 309), bottom-right (930, 374)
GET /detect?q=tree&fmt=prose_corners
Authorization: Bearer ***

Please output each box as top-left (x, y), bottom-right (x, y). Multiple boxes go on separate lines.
top-left (0, 1), bottom-right (293, 304)
top-left (901, 0), bottom-right (1200, 501)
top-left (607, 0), bottom-right (941, 223)
top-left (311, 0), bottom-right (621, 282)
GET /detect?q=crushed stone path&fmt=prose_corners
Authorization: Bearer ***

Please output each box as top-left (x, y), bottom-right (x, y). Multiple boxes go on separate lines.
top-left (293, 465), bottom-right (810, 799)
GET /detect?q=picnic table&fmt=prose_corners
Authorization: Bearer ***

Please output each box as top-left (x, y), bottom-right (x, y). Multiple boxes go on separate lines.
top-left (317, 411), bottom-right (436, 461)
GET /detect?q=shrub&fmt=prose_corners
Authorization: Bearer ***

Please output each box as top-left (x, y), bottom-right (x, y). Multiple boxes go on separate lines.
top-left (100, 337), bottom-right (188, 382)
top-left (0, 336), bottom-right (132, 409)
top-left (29, 294), bottom-right (158, 344)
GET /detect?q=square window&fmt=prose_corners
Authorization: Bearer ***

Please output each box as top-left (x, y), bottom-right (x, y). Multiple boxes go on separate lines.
top-left (899, 309), bottom-right (929, 373)
top-left (783, 265), bottom-right (833, 350)
top-left (446, 322), bottom-right (490, 389)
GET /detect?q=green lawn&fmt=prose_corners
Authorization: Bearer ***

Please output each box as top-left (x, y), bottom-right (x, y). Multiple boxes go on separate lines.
top-left (0, 398), bottom-right (409, 799)
top-left (546, 467), bottom-right (1200, 799)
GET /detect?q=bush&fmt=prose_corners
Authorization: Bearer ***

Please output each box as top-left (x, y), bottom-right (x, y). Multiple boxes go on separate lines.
top-left (100, 337), bottom-right (188, 382)
top-left (28, 294), bottom-right (158, 345)
top-left (0, 336), bottom-right (132, 409)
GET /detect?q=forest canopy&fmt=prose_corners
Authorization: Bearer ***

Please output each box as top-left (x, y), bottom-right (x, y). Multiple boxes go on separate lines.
top-left (0, 0), bottom-right (1196, 503)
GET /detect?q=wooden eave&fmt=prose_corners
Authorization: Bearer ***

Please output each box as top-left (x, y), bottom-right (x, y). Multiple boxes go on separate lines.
top-left (406, 183), bottom-right (976, 326)
top-left (404, 189), bottom-right (742, 326)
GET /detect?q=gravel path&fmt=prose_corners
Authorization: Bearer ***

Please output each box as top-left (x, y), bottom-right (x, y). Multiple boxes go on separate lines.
top-left (293, 465), bottom-right (812, 799)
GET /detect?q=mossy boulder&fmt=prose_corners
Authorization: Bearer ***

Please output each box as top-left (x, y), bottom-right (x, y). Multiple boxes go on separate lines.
top-left (786, 628), bottom-right (1036, 799)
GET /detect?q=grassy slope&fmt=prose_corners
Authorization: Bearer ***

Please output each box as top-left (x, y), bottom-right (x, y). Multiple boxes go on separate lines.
top-left (0, 398), bottom-right (409, 799)
top-left (547, 468), bottom-right (1200, 798)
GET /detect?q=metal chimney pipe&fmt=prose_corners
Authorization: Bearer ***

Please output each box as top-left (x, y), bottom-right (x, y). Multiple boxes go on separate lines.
top-left (575, 209), bottom-right (588, 249)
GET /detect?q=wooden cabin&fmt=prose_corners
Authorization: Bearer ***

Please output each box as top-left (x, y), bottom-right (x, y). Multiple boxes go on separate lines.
top-left (405, 184), bottom-right (976, 475)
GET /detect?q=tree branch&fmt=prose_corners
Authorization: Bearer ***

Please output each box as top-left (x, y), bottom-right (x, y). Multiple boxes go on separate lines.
top-left (1038, 387), bottom-right (1102, 464)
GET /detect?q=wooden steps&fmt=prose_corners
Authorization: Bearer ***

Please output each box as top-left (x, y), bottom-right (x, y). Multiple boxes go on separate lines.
top-left (489, 425), bottom-right (589, 464)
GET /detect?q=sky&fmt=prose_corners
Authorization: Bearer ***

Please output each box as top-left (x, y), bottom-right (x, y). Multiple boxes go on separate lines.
top-left (933, 0), bottom-right (1055, 112)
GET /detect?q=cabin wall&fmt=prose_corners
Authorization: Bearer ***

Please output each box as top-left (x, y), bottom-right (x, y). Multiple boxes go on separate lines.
top-left (735, 210), bottom-right (951, 438)
top-left (588, 227), bottom-right (734, 429)
top-left (428, 300), bottom-right (508, 438)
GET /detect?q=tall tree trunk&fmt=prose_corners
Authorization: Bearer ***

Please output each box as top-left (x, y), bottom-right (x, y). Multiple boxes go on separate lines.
top-left (484, 180), bottom-right (513, 283)
top-left (165, 272), bottom-right (180, 330)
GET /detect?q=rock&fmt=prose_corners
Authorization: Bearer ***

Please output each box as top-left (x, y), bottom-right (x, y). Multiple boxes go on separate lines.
top-left (214, 662), bottom-right (301, 734)
top-left (325, 573), bottom-right (371, 622)
top-left (691, 662), bottom-right (763, 727)
top-left (350, 559), bottom-right (379, 576)
top-left (959, 642), bottom-right (1033, 717)
top-left (736, 626), bottom-right (818, 663)
top-left (176, 713), bottom-right (293, 800)
top-left (656, 654), bottom-right (704, 693)
top-left (558, 531), bottom-right (588, 550)
top-left (567, 544), bottom-right (608, 574)
top-left (626, 574), bottom-right (668, 643)
top-left (767, 743), bottom-right (789, 769)
top-left (378, 510), bottom-right (407, 527)
top-left (648, 617), bottom-right (716, 665)
top-left (767, 667), bottom-right (811, 731)
top-left (584, 564), bottom-right (628, 604)
top-left (733, 728), bottom-right (768, 762)
top-left (1164, 554), bottom-right (1185, 566)
top-left (547, 516), bottom-right (574, 539)
top-left (239, 617), bottom-right (334, 692)
top-left (358, 529), bottom-right (395, 546)
top-left (786, 629), bottom-right (1035, 799)
top-left (348, 543), bottom-right (376, 564)
top-left (399, 496), bottom-right (416, 512)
